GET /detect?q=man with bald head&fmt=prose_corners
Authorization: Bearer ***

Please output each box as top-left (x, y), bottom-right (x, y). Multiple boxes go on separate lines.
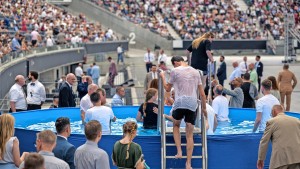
top-left (228, 61), bottom-right (241, 90)
top-left (223, 77), bottom-right (244, 108)
top-left (9, 75), bottom-right (27, 112)
top-left (80, 84), bottom-right (98, 123)
top-left (257, 105), bottom-right (300, 169)
top-left (59, 73), bottom-right (76, 107)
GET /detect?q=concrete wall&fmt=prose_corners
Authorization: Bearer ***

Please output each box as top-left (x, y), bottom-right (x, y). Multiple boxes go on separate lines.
top-left (0, 48), bottom-right (85, 101)
top-left (69, 0), bottom-right (172, 50)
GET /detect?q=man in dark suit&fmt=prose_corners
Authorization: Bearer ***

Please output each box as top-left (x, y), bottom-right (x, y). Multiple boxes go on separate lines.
top-left (144, 64), bottom-right (158, 92)
top-left (255, 55), bottom-right (263, 92)
top-left (53, 117), bottom-right (76, 169)
top-left (217, 55), bottom-right (227, 86)
top-left (59, 73), bottom-right (76, 107)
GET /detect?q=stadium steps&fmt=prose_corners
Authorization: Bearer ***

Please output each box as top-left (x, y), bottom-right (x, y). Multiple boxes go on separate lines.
top-left (235, 0), bottom-right (249, 12)
top-left (166, 23), bottom-right (181, 40)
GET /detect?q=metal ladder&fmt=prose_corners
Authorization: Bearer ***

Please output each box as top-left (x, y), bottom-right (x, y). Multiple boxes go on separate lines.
top-left (158, 64), bottom-right (209, 169)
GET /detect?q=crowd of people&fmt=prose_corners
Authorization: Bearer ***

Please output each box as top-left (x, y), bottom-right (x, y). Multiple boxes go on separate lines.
top-left (90, 0), bottom-right (282, 40)
top-left (94, 0), bottom-right (172, 39)
top-left (89, 0), bottom-right (300, 41)
top-left (0, 0), bottom-right (119, 62)
top-left (166, 0), bottom-right (267, 40)
top-left (0, 113), bottom-right (147, 169)
top-left (247, 0), bottom-right (300, 40)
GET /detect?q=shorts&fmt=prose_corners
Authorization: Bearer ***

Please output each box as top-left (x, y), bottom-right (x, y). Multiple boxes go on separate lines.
top-left (172, 108), bottom-right (196, 125)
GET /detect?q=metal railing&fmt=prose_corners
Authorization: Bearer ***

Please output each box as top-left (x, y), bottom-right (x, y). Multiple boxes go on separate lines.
top-left (0, 43), bottom-right (83, 66)
top-left (157, 69), bottom-right (165, 169)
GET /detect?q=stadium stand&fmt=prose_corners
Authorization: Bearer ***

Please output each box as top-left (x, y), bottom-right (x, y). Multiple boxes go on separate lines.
top-left (0, 0), bottom-right (119, 62)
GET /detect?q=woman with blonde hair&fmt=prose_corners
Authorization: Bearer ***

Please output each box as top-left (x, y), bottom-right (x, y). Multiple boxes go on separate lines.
top-left (112, 121), bottom-right (146, 169)
top-left (136, 88), bottom-right (158, 129)
top-left (267, 76), bottom-right (281, 101)
top-left (187, 32), bottom-right (215, 88)
top-left (0, 114), bottom-right (27, 168)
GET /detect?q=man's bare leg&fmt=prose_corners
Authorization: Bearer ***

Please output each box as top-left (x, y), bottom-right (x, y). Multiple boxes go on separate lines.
top-left (173, 119), bottom-right (182, 158)
top-left (185, 122), bottom-right (194, 169)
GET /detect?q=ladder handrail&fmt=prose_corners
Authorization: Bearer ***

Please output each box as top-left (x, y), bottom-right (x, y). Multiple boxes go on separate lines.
top-left (158, 69), bottom-right (166, 169)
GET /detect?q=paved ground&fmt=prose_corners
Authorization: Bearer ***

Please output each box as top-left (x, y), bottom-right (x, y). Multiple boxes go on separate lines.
top-left (125, 49), bottom-right (300, 113)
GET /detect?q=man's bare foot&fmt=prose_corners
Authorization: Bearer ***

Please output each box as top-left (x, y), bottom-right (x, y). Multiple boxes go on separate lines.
top-left (175, 151), bottom-right (182, 159)
top-left (186, 162), bottom-right (192, 169)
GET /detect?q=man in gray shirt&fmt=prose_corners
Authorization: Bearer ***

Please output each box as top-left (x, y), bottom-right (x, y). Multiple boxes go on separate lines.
top-left (74, 120), bottom-right (110, 169)
top-left (222, 77), bottom-right (244, 108)
top-left (19, 130), bottom-right (70, 169)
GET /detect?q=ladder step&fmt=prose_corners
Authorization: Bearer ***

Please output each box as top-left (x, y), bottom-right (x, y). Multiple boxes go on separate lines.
top-left (166, 155), bottom-right (202, 159)
top-left (166, 143), bottom-right (202, 146)
top-left (165, 127), bottom-right (201, 134)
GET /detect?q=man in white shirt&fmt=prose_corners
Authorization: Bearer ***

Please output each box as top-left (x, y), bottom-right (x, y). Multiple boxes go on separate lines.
top-left (229, 61), bottom-right (242, 89)
top-left (75, 63), bottom-right (83, 82)
top-left (144, 48), bottom-right (155, 72)
top-left (27, 71), bottom-right (46, 110)
top-left (144, 64), bottom-right (158, 91)
top-left (46, 36), bottom-right (54, 47)
top-left (239, 56), bottom-right (248, 77)
top-left (253, 79), bottom-right (280, 132)
top-left (117, 44), bottom-right (124, 64)
top-left (80, 84), bottom-right (98, 123)
top-left (85, 92), bottom-right (116, 135)
top-left (212, 85), bottom-right (229, 121)
top-left (9, 75), bottom-right (27, 112)
top-left (157, 49), bottom-right (167, 65)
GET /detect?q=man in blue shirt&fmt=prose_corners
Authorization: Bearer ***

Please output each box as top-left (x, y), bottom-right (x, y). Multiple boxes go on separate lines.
top-left (111, 86), bottom-right (125, 106)
top-left (228, 61), bottom-right (241, 90)
top-left (11, 33), bottom-right (21, 53)
top-left (90, 62), bottom-right (100, 85)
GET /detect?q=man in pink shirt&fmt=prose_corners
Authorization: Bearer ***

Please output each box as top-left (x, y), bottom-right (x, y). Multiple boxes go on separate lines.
top-left (108, 57), bottom-right (118, 87)
top-left (31, 29), bottom-right (40, 47)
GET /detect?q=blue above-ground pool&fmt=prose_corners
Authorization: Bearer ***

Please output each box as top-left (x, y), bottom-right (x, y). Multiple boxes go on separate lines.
top-left (12, 107), bottom-right (300, 169)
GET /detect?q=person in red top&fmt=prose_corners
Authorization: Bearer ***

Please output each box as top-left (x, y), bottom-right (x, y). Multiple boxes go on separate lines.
top-left (108, 56), bottom-right (118, 87)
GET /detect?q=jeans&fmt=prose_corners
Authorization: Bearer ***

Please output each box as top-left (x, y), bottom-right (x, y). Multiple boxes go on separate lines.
top-left (117, 53), bottom-right (124, 64)
top-left (93, 78), bottom-right (99, 85)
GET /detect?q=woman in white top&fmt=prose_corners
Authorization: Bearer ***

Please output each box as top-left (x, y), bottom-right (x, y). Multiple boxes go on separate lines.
top-left (0, 114), bottom-right (27, 169)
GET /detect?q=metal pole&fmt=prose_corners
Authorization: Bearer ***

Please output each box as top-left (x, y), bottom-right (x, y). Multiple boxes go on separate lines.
top-left (26, 60), bottom-right (30, 77)
top-left (207, 60), bottom-right (211, 105)
top-left (201, 104), bottom-right (208, 169)
top-left (158, 69), bottom-right (165, 169)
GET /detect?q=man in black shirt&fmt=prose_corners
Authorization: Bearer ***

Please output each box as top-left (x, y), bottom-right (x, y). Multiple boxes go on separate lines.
top-left (241, 73), bottom-right (258, 108)
top-left (186, 32), bottom-right (214, 88)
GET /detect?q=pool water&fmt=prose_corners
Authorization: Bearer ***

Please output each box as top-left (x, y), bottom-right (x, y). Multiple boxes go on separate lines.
top-left (25, 118), bottom-right (255, 135)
